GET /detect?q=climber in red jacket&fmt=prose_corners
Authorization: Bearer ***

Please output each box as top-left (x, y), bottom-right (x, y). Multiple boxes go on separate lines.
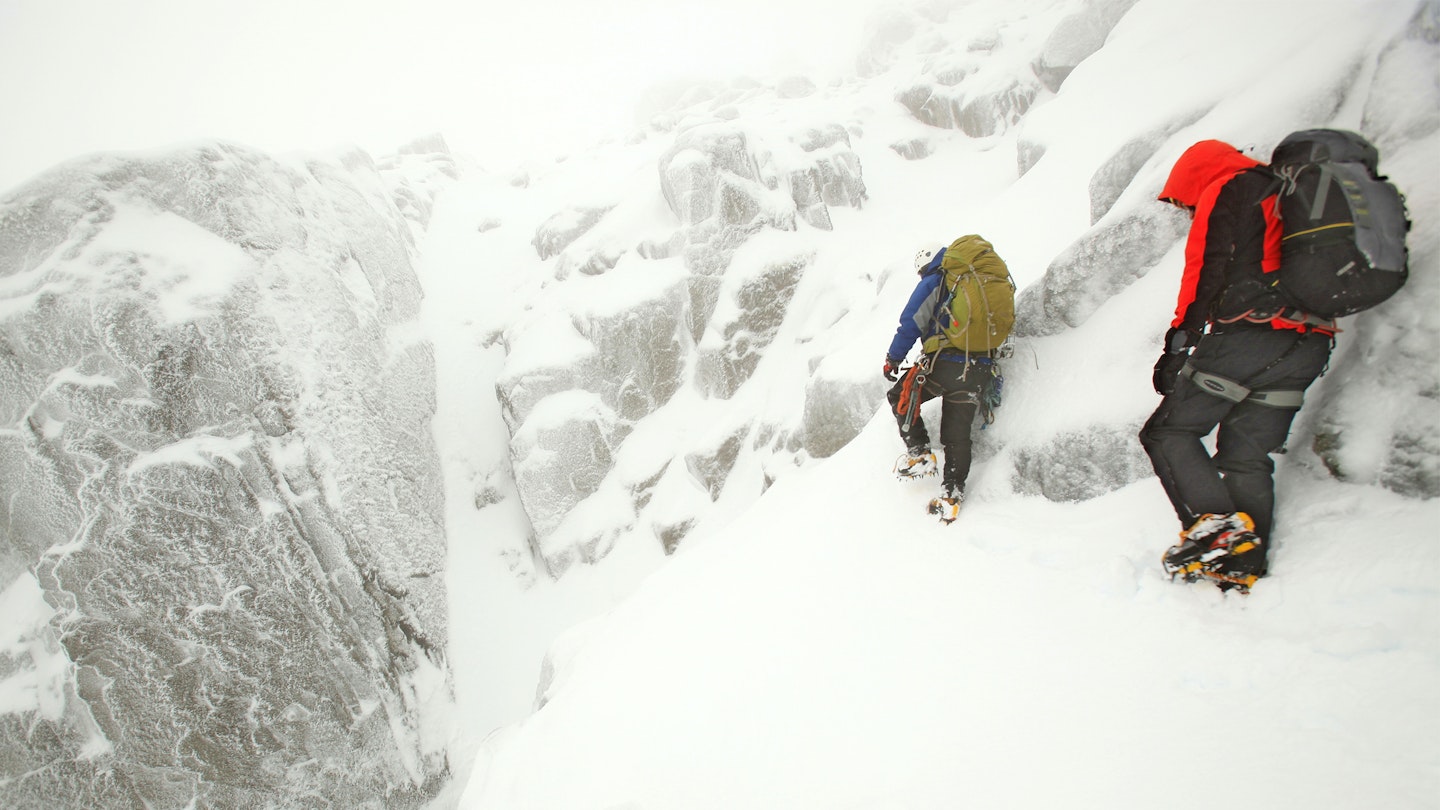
top-left (1141, 139), bottom-right (1335, 593)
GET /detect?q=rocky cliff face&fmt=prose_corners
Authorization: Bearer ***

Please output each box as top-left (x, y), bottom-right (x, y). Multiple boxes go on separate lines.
top-left (0, 142), bottom-right (455, 807)
top-left (491, 116), bottom-right (870, 576)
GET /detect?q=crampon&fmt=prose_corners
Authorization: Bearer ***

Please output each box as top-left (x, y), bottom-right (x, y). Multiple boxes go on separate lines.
top-left (927, 496), bottom-right (961, 525)
top-left (894, 450), bottom-right (938, 481)
top-left (1163, 513), bottom-right (1264, 594)
top-left (926, 484), bottom-right (963, 525)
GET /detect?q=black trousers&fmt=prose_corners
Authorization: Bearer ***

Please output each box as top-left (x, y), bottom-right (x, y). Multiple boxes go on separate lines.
top-left (887, 354), bottom-right (989, 490)
top-left (1140, 327), bottom-right (1332, 543)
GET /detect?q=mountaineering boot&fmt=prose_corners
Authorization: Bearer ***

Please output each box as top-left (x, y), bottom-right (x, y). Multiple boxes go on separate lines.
top-left (927, 482), bottom-right (963, 525)
top-left (1161, 512), bottom-right (1260, 582)
top-left (894, 447), bottom-right (938, 481)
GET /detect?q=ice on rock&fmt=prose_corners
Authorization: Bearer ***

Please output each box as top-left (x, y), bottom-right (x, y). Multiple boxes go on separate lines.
top-left (0, 142), bottom-right (452, 808)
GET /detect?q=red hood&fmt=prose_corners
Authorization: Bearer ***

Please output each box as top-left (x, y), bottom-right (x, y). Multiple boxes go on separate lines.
top-left (1158, 140), bottom-right (1261, 206)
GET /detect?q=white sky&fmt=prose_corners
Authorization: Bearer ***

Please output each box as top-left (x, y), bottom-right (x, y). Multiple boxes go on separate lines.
top-left (0, 0), bottom-right (876, 192)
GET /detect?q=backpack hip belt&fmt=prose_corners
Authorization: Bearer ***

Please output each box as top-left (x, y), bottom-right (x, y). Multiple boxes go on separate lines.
top-left (1178, 364), bottom-right (1305, 409)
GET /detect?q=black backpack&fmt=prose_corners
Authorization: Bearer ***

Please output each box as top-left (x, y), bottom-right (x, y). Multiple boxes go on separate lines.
top-left (1267, 129), bottom-right (1410, 319)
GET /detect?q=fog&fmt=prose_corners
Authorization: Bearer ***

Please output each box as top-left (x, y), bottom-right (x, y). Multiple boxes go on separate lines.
top-left (0, 0), bottom-right (876, 191)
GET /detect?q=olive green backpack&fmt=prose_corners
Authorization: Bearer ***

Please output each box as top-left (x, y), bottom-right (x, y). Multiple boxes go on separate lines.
top-left (920, 235), bottom-right (1015, 355)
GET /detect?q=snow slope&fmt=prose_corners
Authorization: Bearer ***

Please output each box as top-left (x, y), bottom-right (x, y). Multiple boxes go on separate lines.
top-left (460, 420), bottom-right (1439, 809)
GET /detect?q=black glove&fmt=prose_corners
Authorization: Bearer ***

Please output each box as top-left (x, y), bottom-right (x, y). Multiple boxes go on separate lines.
top-left (1152, 328), bottom-right (1199, 396)
top-left (1164, 326), bottom-right (1200, 354)
top-left (883, 357), bottom-right (901, 382)
top-left (1152, 350), bottom-right (1189, 396)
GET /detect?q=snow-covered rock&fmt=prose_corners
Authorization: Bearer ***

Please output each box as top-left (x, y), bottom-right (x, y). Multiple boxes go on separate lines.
top-left (696, 255), bottom-right (810, 399)
top-left (1032, 0), bottom-right (1139, 92)
top-left (1305, 4), bottom-right (1440, 499)
top-left (1014, 204), bottom-right (1191, 338)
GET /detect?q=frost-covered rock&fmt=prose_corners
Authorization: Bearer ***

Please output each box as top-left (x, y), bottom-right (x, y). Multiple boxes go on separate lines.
top-left (496, 119), bottom-right (861, 565)
top-left (891, 137), bottom-right (935, 160)
top-left (1087, 112), bottom-right (1206, 223)
top-left (532, 205), bottom-right (614, 260)
top-left (1015, 205), bottom-right (1191, 337)
top-left (510, 391), bottom-right (625, 551)
top-left (786, 124), bottom-right (868, 230)
top-left (0, 143), bottom-right (452, 808)
top-left (803, 374), bottom-right (887, 459)
top-left (1360, 1), bottom-right (1440, 146)
top-left (697, 256), bottom-right (809, 399)
top-left (1306, 7), bottom-right (1440, 499)
top-left (658, 124), bottom-right (799, 344)
top-left (1011, 424), bottom-right (1154, 501)
top-left (582, 293), bottom-right (688, 421)
top-left (659, 126), bottom-right (771, 232)
top-left (964, 80), bottom-right (1042, 138)
top-left (685, 429), bottom-right (747, 501)
top-left (898, 80), bottom-right (1040, 138)
top-left (379, 133), bottom-right (461, 233)
top-left (494, 271), bottom-right (689, 568)
top-left (1032, 0), bottom-right (1140, 92)
top-left (890, 6), bottom-right (1059, 138)
top-left (496, 288), bottom-right (685, 430)
top-left (1017, 136), bottom-right (1048, 176)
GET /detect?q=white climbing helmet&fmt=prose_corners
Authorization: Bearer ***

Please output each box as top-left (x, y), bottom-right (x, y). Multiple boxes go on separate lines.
top-left (914, 246), bottom-right (936, 273)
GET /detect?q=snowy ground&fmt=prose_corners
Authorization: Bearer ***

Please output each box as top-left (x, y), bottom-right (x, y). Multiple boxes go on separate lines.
top-left (449, 405), bottom-right (1440, 808)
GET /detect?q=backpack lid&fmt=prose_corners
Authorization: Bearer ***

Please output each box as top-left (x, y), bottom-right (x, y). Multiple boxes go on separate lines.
top-left (940, 235), bottom-right (1008, 280)
top-left (1272, 129), bottom-right (1380, 174)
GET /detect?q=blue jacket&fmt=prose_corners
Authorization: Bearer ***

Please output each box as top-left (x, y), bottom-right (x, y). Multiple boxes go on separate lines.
top-left (886, 250), bottom-right (947, 361)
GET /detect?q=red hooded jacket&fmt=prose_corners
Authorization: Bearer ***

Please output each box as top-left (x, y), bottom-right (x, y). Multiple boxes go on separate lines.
top-left (1158, 140), bottom-right (1282, 331)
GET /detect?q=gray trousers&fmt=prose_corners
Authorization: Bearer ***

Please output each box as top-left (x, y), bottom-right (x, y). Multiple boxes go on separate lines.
top-left (1140, 327), bottom-right (1332, 544)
